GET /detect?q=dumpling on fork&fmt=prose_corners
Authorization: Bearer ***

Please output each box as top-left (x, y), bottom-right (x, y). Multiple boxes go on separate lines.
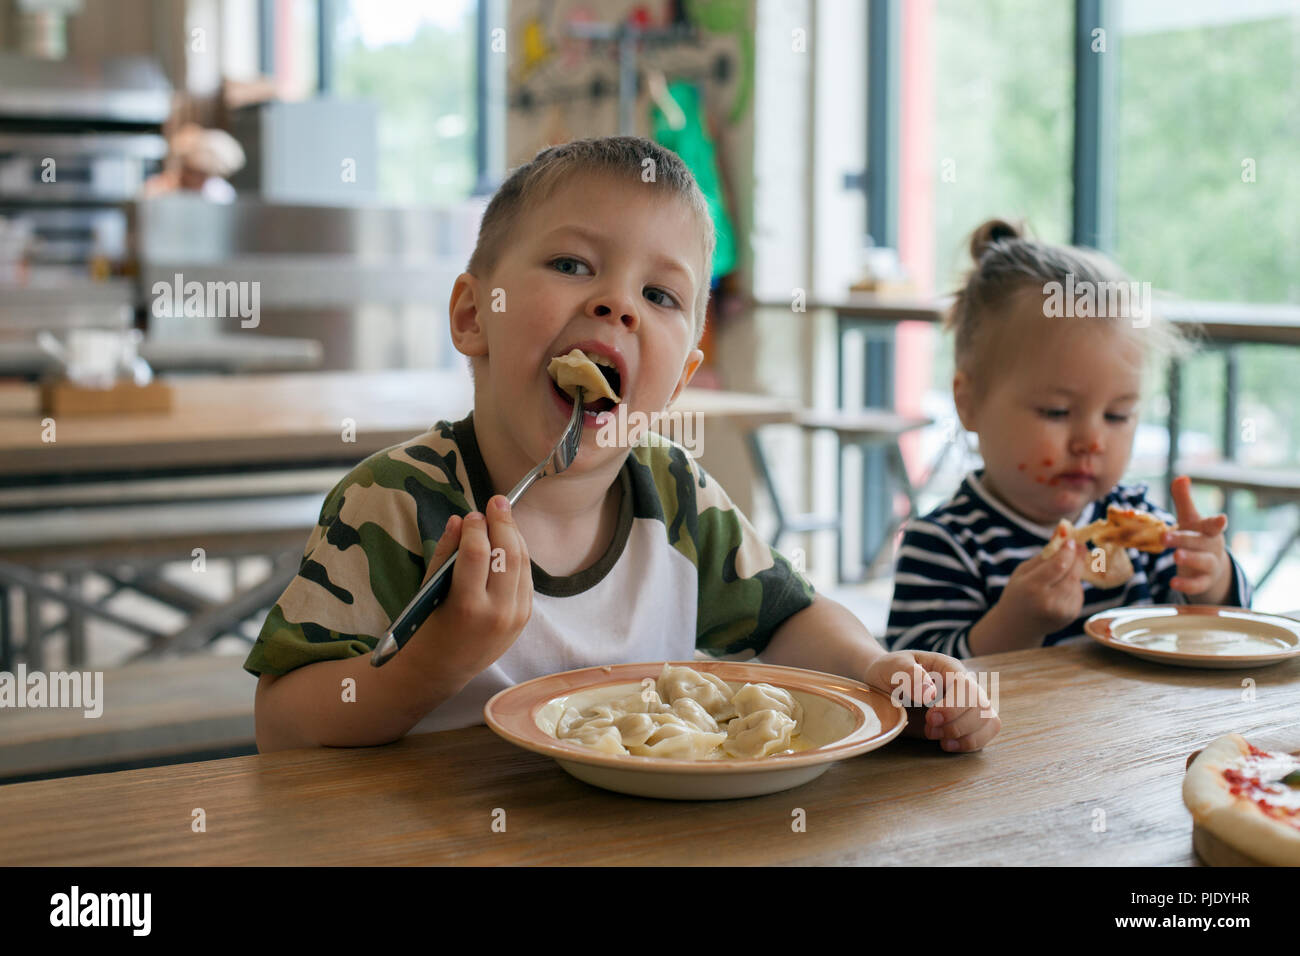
top-left (547, 349), bottom-right (622, 405)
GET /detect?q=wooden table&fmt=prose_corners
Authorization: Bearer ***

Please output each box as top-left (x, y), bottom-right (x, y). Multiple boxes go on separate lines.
top-left (791, 294), bottom-right (1300, 347)
top-left (0, 369), bottom-right (796, 668)
top-left (0, 368), bottom-right (794, 478)
top-left (0, 334), bottom-right (324, 379)
top-left (0, 369), bottom-right (477, 478)
top-left (0, 654), bottom-right (255, 782)
top-left (2, 641), bottom-right (1296, 865)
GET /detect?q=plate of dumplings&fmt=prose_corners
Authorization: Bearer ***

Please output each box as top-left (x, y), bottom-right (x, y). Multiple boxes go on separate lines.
top-left (484, 661), bottom-right (906, 800)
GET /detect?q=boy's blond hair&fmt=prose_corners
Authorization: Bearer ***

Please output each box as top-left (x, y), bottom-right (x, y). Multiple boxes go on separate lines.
top-left (946, 218), bottom-right (1195, 405)
top-left (467, 136), bottom-right (715, 348)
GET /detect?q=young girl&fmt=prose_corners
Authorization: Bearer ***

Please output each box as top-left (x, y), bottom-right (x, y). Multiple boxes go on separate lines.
top-left (886, 219), bottom-right (1253, 657)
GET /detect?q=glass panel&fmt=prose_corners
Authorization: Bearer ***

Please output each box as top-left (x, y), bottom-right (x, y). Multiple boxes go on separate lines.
top-left (332, 0), bottom-right (477, 204)
top-left (908, 0), bottom-right (1074, 300)
top-left (899, 0), bottom-right (1074, 509)
top-left (1114, 0), bottom-right (1300, 305)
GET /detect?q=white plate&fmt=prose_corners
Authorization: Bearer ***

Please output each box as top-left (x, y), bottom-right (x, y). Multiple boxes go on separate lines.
top-left (1085, 605), bottom-right (1300, 668)
top-left (484, 660), bottom-right (907, 800)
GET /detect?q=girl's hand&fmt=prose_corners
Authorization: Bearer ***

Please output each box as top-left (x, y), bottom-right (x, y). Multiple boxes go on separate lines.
top-left (996, 537), bottom-right (1087, 640)
top-left (865, 650), bottom-right (1001, 753)
top-left (1167, 476), bottom-right (1233, 604)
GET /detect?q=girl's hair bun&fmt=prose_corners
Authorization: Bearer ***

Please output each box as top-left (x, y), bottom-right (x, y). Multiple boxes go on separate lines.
top-left (969, 218), bottom-right (1023, 263)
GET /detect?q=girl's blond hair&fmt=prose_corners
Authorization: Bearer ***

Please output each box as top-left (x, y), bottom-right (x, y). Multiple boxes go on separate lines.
top-left (946, 218), bottom-right (1194, 403)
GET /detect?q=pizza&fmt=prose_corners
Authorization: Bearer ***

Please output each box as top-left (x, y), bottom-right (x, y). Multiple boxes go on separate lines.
top-left (1041, 519), bottom-right (1135, 588)
top-left (1077, 505), bottom-right (1173, 553)
top-left (1183, 733), bottom-right (1300, 866)
top-left (1040, 505), bottom-right (1174, 587)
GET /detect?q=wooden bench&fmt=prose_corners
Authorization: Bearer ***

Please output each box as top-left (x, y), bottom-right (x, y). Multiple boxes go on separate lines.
top-left (0, 653), bottom-right (256, 783)
top-left (1180, 462), bottom-right (1300, 588)
top-left (0, 476), bottom-right (333, 669)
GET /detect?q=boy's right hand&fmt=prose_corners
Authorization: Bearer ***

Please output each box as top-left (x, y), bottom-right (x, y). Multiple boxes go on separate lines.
top-left (996, 538), bottom-right (1087, 640)
top-left (411, 495), bottom-right (534, 680)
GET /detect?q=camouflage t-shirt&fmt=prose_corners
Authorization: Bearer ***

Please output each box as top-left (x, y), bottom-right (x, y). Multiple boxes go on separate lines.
top-left (243, 412), bottom-right (816, 732)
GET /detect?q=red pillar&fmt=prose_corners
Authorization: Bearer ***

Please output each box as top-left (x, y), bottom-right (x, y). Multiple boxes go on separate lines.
top-left (896, 0), bottom-right (936, 484)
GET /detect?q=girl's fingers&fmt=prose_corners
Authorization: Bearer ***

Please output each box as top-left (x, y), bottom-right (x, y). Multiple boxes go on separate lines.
top-left (1175, 549), bottom-right (1217, 574)
top-left (1169, 475), bottom-right (1202, 527)
top-left (1167, 526), bottom-right (1226, 549)
top-left (1025, 540), bottom-right (1074, 583)
top-left (1172, 574), bottom-right (1212, 592)
top-left (1043, 542), bottom-right (1083, 586)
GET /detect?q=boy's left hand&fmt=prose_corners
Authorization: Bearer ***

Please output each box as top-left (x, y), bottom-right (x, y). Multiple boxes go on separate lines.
top-left (1167, 475), bottom-right (1233, 603)
top-left (864, 650), bottom-right (1001, 754)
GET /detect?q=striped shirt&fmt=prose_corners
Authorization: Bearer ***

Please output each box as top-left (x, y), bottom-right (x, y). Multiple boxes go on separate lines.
top-left (885, 469), bottom-right (1252, 658)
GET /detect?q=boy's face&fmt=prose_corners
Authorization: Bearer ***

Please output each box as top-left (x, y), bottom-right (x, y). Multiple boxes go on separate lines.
top-left (454, 172), bottom-right (706, 473)
top-left (954, 313), bottom-right (1144, 526)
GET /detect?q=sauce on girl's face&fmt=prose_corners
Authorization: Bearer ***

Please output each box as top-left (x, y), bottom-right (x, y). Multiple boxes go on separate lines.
top-left (965, 318), bottom-right (1144, 526)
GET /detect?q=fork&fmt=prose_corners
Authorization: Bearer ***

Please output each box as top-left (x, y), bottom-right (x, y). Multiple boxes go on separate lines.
top-left (371, 388), bottom-right (586, 667)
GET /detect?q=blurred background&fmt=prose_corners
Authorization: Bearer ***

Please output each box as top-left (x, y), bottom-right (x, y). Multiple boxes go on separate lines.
top-left (0, 0), bottom-right (1297, 781)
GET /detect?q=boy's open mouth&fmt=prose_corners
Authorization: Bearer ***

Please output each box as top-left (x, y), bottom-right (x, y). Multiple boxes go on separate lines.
top-left (547, 348), bottom-right (623, 415)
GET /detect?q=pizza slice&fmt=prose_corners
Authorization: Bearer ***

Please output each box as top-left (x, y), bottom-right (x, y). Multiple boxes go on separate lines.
top-left (1041, 518), bottom-right (1135, 588)
top-left (1183, 733), bottom-right (1300, 866)
top-left (1076, 505), bottom-right (1174, 553)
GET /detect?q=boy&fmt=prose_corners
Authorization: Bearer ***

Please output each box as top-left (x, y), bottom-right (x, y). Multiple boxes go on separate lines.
top-left (246, 137), bottom-right (1000, 754)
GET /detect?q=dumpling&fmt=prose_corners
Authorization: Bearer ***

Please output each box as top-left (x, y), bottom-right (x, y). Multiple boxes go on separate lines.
top-left (670, 697), bottom-right (720, 733)
top-left (609, 712), bottom-right (656, 748)
top-left (723, 709), bottom-right (796, 758)
top-left (656, 664), bottom-right (735, 721)
top-left (731, 682), bottom-right (804, 732)
top-left (554, 669), bottom-right (807, 761)
top-left (603, 689), bottom-right (671, 715)
top-left (555, 706), bottom-right (590, 738)
top-left (547, 349), bottom-right (622, 403)
top-left (559, 720), bottom-right (628, 755)
top-left (629, 722), bottom-right (727, 759)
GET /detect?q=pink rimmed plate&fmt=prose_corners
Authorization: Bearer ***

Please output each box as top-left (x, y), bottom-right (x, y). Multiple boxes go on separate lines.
top-left (1084, 605), bottom-right (1300, 668)
top-left (483, 660), bottom-right (906, 800)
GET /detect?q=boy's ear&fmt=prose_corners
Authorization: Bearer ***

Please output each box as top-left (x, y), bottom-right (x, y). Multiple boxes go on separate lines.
top-left (448, 272), bottom-right (489, 357)
top-left (667, 348), bottom-right (705, 405)
top-left (952, 369), bottom-right (978, 430)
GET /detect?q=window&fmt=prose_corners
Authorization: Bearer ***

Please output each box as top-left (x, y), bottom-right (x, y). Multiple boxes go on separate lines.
top-left (907, 0), bottom-right (1075, 300)
top-left (1113, 0), bottom-right (1300, 306)
top-left (330, 0), bottom-right (478, 204)
top-left (1114, 1), bottom-right (1300, 484)
top-left (897, 0), bottom-right (1076, 511)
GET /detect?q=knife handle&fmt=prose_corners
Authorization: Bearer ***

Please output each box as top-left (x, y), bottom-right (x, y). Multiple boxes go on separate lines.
top-left (370, 548), bottom-right (456, 666)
